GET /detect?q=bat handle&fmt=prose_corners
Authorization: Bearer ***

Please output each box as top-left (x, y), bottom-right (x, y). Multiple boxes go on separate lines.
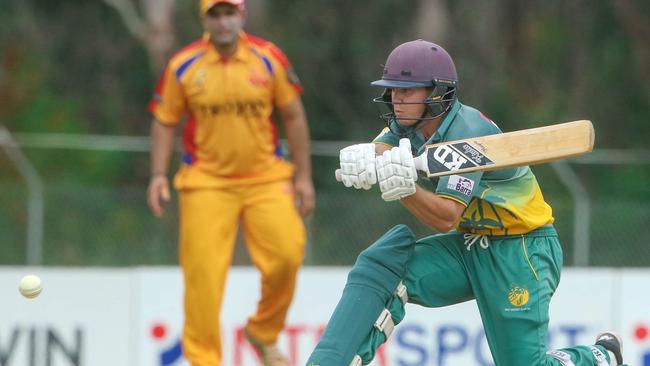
top-left (413, 153), bottom-right (428, 174)
top-left (335, 168), bottom-right (342, 182)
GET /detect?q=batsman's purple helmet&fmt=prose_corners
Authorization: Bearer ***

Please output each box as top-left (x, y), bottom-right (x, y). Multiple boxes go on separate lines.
top-left (372, 39), bottom-right (458, 126)
top-left (371, 39), bottom-right (457, 89)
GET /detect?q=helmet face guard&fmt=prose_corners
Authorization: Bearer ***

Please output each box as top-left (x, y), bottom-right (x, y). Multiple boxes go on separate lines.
top-left (373, 78), bottom-right (457, 119)
top-left (371, 40), bottom-right (458, 135)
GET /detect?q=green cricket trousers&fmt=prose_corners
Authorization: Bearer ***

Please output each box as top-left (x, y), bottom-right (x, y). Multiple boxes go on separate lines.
top-left (404, 225), bottom-right (610, 365)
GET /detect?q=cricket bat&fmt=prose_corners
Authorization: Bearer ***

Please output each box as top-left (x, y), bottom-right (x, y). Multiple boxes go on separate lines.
top-left (334, 120), bottom-right (594, 181)
top-left (414, 119), bottom-right (594, 177)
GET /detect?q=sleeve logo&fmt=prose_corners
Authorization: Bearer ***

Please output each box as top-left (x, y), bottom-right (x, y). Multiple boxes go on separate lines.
top-left (447, 175), bottom-right (475, 196)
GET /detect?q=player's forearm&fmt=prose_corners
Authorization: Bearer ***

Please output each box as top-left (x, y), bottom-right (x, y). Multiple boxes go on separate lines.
top-left (400, 186), bottom-right (464, 232)
top-left (280, 100), bottom-right (312, 180)
top-left (286, 122), bottom-right (311, 179)
top-left (374, 142), bottom-right (391, 155)
top-left (150, 119), bottom-right (176, 177)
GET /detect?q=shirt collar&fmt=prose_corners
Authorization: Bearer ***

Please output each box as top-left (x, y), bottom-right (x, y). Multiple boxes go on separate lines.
top-left (203, 32), bottom-right (250, 63)
top-left (416, 100), bottom-right (462, 154)
top-left (432, 100), bottom-right (461, 141)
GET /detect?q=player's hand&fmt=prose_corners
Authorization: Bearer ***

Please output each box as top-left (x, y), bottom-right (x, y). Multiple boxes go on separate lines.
top-left (335, 143), bottom-right (377, 189)
top-left (147, 174), bottom-right (171, 217)
top-left (376, 138), bottom-right (418, 201)
top-left (293, 175), bottom-right (315, 218)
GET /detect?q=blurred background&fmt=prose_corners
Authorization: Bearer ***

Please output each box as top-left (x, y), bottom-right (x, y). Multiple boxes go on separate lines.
top-left (1, 0), bottom-right (649, 268)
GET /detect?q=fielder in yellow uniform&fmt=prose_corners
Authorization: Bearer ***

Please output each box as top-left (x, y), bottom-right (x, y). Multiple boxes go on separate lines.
top-left (147, 1), bottom-right (314, 365)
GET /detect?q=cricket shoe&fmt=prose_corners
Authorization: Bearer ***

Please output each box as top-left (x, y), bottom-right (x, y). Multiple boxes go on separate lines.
top-left (244, 329), bottom-right (290, 366)
top-left (595, 331), bottom-right (624, 365)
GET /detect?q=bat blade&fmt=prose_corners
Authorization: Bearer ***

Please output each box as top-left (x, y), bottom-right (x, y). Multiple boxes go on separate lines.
top-left (413, 120), bottom-right (594, 177)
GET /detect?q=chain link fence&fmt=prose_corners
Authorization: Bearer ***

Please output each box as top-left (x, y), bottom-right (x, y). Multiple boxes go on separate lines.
top-left (1, 132), bottom-right (649, 267)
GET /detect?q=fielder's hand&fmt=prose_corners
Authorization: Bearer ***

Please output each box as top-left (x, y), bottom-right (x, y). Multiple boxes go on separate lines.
top-left (376, 138), bottom-right (417, 201)
top-left (293, 174), bottom-right (315, 217)
top-left (147, 174), bottom-right (171, 217)
top-left (335, 143), bottom-right (377, 189)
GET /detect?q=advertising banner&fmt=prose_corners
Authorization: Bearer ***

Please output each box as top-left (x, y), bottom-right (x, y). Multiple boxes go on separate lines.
top-left (620, 270), bottom-right (650, 366)
top-left (2, 267), bottom-right (650, 365)
top-left (0, 268), bottom-right (132, 366)
top-left (136, 268), bottom-right (619, 366)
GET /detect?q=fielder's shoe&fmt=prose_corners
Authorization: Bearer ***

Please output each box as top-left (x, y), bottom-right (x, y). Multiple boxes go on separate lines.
top-left (595, 331), bottom-right (624, 365)
top-left (244, 329), bottom-right (290, 366)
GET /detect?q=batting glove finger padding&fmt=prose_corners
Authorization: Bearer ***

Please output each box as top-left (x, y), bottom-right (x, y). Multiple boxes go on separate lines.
top-left (377, 139), bottom-right (417, 201)
top-left (338, 143), bottom-right (378, 190)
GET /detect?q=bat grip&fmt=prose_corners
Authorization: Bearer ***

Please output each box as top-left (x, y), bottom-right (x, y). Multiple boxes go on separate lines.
top-left (413, 153), bottom-right (428, 174)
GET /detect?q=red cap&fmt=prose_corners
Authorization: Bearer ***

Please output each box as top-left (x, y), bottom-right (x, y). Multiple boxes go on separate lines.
top-left (200, 0), bottom-right (245, 14)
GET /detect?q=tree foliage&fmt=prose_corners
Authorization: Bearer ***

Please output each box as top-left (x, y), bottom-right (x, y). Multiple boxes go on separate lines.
top-left (1, 1), bottom-right (649, 266)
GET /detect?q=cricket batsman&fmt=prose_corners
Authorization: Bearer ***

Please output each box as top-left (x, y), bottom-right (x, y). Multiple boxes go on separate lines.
top-left (147, 0), bottom-right (314, 365)
top-left (306, 40), bottom-right (626, 366)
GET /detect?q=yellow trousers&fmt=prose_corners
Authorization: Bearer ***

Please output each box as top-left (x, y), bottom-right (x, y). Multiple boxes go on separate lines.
top-left (178, 179), bottom-right (306, 366)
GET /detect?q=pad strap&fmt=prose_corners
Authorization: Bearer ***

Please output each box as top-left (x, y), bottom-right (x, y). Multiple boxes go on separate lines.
top-left (374, 309), bottom-right (395, 339)
top-left (396, 281), bottom-right (408, 304)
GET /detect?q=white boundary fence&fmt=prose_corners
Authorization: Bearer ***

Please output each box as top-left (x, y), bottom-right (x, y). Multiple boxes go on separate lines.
top-left (2, 128), bottom-right (650, 266)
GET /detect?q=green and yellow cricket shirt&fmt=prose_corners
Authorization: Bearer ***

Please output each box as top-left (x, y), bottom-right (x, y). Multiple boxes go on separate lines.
top-left (374, 101), bottom-right (554, 235)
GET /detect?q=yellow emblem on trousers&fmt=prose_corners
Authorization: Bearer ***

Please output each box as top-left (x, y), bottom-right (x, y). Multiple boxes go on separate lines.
top-left (508, 286), bottom-right (530, 307)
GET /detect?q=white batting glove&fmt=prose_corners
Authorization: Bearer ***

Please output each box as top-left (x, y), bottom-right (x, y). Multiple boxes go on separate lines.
top-left (376, 138), bottom-right (418, 201)
top-left (337, 143), bottom-right (377, 190)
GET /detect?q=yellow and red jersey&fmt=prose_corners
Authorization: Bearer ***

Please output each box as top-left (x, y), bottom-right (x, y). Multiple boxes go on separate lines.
top-left (149, 32), bottom-right (303, 189)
